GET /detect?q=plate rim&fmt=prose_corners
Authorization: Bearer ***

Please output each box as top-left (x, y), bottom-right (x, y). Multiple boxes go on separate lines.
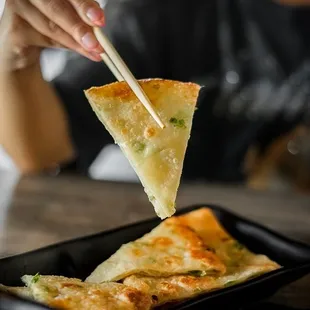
top-left (1, 203), bottom-right (310, 310)
top-left (1, 203), bottom-right (310, 262)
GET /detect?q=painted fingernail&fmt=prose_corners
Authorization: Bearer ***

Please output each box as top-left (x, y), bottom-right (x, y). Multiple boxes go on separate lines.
top-left (94, 46), bottom-right (104, 53)
top-left (95, 17), bottom-right (106, 26)
top-left (90, 52), bottom-right (102, 61)
top-left (86, 7), bottom-right (105, 25)
top-left (81, 32), bottom-right (98, 49)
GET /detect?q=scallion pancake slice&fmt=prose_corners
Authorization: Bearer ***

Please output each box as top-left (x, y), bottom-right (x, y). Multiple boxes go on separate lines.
top-left (22, 275), bottom-right (152, 310)
top-left (0, 284), bottom-right (32, 299)
top-left (123, 208), bottom-right (280, 306)
top-left (85, 79), bottom-right (200, 219)
top-left (86, 217), bottom-right (226, 283)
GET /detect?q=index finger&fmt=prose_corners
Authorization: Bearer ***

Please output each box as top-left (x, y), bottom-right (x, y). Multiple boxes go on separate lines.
top-left (30, 0), bottom-right (103, 52)
top-left (69, 0), bottom-right (105, 26)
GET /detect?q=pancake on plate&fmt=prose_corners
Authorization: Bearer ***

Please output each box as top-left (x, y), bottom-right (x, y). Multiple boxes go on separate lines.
top-left (0, 208), bottom-right (280, 309)
top-left (21, 275), bottom-right (152, 310)
top-left (86, 213), bottom-right (226, 283)
top-left (123, 208), bottom-right (281, 306)
top-left (0, 284), bottom-right (32, 299)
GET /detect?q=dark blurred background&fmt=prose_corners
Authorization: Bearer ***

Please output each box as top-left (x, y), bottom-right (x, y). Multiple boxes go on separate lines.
top-left (0, 0), bottom-right (310, 194)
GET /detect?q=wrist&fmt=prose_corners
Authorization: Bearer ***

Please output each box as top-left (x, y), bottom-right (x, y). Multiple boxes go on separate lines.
top-left (0, 46), bottom-right (42, 74)
top-left (0, 61), bottom-right (43, 91)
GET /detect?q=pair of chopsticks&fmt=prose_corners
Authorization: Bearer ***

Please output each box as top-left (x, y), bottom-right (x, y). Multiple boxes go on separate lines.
top-left (93, 27), bottom-right (165, 129)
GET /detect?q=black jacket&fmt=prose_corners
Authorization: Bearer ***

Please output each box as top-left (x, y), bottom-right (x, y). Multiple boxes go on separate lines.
top-left (53, 0), bottom-right (310, 182)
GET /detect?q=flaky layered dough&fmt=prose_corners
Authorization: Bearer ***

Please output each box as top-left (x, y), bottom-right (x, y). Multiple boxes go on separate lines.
top-left (85, 79), bottom-right (200, 219)
top-left (86, 215), bottom-right (225, 283)
top-left (123, 209), bottom-right (280, 306)
top-left (22, 275), bottom-right (152, 310)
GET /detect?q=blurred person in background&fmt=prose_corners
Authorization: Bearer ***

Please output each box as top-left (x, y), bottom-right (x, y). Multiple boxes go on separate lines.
top-left (0, 0), bottom-right (309, 189)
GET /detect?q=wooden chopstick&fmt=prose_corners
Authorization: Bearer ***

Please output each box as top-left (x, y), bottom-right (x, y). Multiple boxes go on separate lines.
top-left (100, 52), bottom-right (124, 82)
top-left (93, 27), bottom-right (165, 129)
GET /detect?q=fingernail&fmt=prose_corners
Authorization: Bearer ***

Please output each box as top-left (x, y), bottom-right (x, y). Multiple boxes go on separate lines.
top-left (81, 32), bottom-right (98, 49)
top-left (86, 7), bottom-right (105, 24)
top-left (94, 46), bottom-right (104, 53)
top-left (94, 17), bottom-right (106, 26)
top-left (90, 52), bottom-right (102, 61)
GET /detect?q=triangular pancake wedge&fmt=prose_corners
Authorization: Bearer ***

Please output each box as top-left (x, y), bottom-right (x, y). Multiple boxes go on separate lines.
top-left (86, 216), bottom-right (226, 283)
top-left (22, 275), bottom-right (152, 310)
top-left (84, 79), bottom-right (200, 219)
top-left (123, 208), bottom-right (281, 307)
top-left (0, 284), bottom-right (32, 299)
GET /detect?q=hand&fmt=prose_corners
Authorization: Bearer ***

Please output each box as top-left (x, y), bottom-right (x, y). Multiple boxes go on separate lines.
top-left (0, 0), bottom-right (105, 71)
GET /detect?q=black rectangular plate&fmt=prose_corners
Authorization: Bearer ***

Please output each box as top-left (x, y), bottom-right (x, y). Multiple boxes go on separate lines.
top-left (0, 204), bottom-right (310, 310)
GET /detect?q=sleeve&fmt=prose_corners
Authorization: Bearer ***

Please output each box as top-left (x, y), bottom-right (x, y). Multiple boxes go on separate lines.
top-left (52, 0), bottom-right (219, 176)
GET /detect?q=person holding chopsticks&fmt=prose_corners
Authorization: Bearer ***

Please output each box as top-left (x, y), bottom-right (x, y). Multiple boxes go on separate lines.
top-left (0, 0), bottom-right (309, 184)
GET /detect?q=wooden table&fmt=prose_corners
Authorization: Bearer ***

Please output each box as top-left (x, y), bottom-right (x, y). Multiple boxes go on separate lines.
top-left (0, 174), bottom-right (310, 308)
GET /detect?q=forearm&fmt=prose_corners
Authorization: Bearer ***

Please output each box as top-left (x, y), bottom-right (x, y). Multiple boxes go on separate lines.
top-left (0, 64), bottom-right (75, 173)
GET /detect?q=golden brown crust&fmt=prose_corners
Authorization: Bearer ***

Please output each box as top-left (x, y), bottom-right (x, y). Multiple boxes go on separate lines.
top-left (84, 78), bottom-right (200, 219)
top-left (85, 79), bottom-right (200, 103)
top-left (176, 208), bottom-right (233, 244)
top-left (125, 256), bottom-right (280, 307)
top-left (0, 285), bottom-right (32, 299)
top-left (86, 217), bottom-right (225, 284)
top-left (2, 207), bottom-right (280, 309)
top-left (123, 208), bottom-right (280, 307)
top-left (22, 275), bottom-right (152, 310)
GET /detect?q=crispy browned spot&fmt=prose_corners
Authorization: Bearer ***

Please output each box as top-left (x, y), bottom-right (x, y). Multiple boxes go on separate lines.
top-left (132, 248), bottom-right (143, 256)
top-left (144, 127), bottom-right (156, 138)
top-left (179, 276), bottom-right (199, 286)
top-left (163, 255), bottom-right (182, 265)
top-left (124, 289), bottom-right (152, 310)
top-left (121, 128), bottom-right (128, 135)
top-left (150, 237), bottom-right (173, 246)
top-left (111, 85), bottom-right (132, 98)
top-left (86, 79), bottom-right (200, 104)
top-left (61, 283), bottom-right (83, 289)
top-left (189, 249), bottom-right (221, 268)
top-left (49, 300), bottom-right (67, 308)
top-left (161, 282), bottom-right (178, 292)
top-left (164, 220), bottom-right (204, 248)
top-left (90, 289), bottom-right (102, 295)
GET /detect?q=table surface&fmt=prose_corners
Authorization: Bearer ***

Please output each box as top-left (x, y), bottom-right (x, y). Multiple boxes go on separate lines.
top-left (0, 174), bottom-right (310, 308)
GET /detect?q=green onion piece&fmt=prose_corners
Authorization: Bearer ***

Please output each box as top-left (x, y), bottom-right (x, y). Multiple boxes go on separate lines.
top-left (32, 273), bottom-right (40, 284)
top-left (169, 117), bottom-right (186, 128)
top-left (224, 280), bottom-right (238, 287)
top-left (234, 242), bottom-right (245, 250)
top-left (133, 142), bottom-right (146, 153)
top-left (188, 270), bottom-right (205, 277)
top-left (149, 195), bottom-right (156, 202)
